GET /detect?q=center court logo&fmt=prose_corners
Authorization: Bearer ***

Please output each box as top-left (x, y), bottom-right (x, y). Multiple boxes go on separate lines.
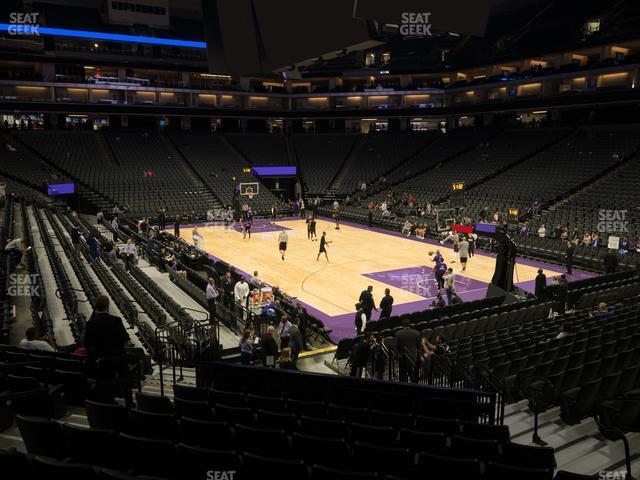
top-left (8, 12), bottom-right (40, 36)
top-left (597, 209), bottom-right (628, 234)
top-left (7, 273), bottom-right (40, 297)
top-left (400, 12), bottom-right (433, 37)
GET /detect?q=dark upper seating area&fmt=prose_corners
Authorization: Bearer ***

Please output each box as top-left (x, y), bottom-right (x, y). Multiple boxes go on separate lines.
top-left (168, 132), bottom-right (278, 212)
top-left (294, 134), bottom-right (358, 195)
top-left (225, 133), bottom-right (290, 166)
top-left (15, 131), bottom-right (219, 216)
top-left (334, 133), bottom-right (435, 195)
top-left (368, 128), bottom-right (565, 208)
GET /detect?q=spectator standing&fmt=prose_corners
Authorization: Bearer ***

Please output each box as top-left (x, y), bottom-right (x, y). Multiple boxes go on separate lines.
top-left (234, 277), bottom-right (250, 313)
top-left (565, 241), bottom-right (575, 275)
top-left (394, 319), bottom-right (420, 382)
top-left (354, 303), bottom-right (367, 334)
top-left (70, 226), bottom-right (82, 256)
top-left (276, 314), bottom-right (292, 349)
top-left (206, 277), bottom-right (219, 323)
top-left (379, 288), bottom-right (394, 319)
top-left (239, 329), bottom-right (253, 365)
top-left (359, 285), bottom-right (377, 322)
top-left (122, 239), bottom-right (137, 272)
top-left (288, 318), bottom-right (304, 364)
top-left (84, 295), bottom-right (132, 406)
top-left (220, 270), bottom-right (235, 310)
top-left (535, 269), bottom-right (547, 298)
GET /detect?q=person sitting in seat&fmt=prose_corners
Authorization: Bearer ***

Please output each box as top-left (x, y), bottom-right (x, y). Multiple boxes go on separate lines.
top-left (420, 335), bottom-right (449, 360)
top-left (4, 235), bottom-right (30, 268)
top-left (555, 321), bottom-right (573, 339)
top-left (589, 302), bottom-right (613, 320)
top-left (18, 327), bottom-right (55, 352)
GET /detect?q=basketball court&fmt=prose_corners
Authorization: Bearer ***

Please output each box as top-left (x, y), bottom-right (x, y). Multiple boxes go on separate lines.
top-left (176, 216), bottom-right (594, 341)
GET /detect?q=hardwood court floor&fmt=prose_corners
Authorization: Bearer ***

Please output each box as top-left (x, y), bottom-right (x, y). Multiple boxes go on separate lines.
top-left (179, 218), bottom-right (565, 318)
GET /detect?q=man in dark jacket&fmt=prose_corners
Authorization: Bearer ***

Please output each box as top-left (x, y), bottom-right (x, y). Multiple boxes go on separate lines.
top-left (565, 241), bottom-right (575, 275)
top-left (258, 326), bottom-right (279, 367)
top-left (84, 295), bottom-right (132, 406)
top-left (379, 288), bottom-right (394, 319)
top-left (534, 269), bottom-right (547, 298)
top-left (288, 318), bottom-right (304, 364)
top-left (293, 303), bottom-right (309, 349)
top-left (603, 249), bottom-right (619, 275)
top-left (349, 333), bottom-right (377, 377)
top-left (359, 285), bottom-right (377, 322)
top-left (219, 270), bottom-right (235, 310)
top-left (394, 319), bottom-right (420, 382)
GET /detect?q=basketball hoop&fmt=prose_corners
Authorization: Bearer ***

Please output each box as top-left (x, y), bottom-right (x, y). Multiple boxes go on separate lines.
top-left (246, 187), bottom-right (254, 200)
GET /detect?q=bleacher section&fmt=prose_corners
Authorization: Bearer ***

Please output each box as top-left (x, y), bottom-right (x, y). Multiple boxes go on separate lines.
top-left (169, 132), bottom-right (278, 213)
top-left (15, 131), bottom-right (220, 216)
top-left (224, 133), bottom-right (290, 166)
top-left (333, 132), bottom-right (435, 195)
top-left (464, 126), bottom-right (640, 222)
top-left (294, 134), bottom-right (358, 195)
top-left (534, 130), bottom-right (640, 245)
top-left (370, 128), bottom-right (569, 209)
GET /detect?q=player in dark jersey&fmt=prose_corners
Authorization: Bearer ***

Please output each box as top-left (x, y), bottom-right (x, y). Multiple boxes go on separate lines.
top-left (243, 219), bottom-right (252, 239)
top-left (316, 231), bottom-right (332, 262)
top-left (308, 217), bottom-right (317, 241)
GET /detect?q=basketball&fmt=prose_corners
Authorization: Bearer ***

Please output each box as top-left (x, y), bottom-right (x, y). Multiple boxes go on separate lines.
top-left (428, 251), bottom-right (434, 256)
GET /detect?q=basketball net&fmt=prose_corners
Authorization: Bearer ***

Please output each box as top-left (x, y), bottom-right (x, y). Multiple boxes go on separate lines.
top-left (246, 187), bottom-right (254, 200)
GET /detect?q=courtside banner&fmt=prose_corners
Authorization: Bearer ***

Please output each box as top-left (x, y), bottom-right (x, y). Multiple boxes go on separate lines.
top-left (452, 224), bottom-right (474, 235)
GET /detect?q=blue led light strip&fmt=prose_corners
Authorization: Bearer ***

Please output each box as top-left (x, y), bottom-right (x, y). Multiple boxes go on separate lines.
top-left (0, 23), bottom-right (206, 48)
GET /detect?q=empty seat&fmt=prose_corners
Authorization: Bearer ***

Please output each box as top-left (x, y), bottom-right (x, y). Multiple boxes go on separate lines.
top-left (85, 400), bottom-right (129, 432)
top-left (235, 424), bottom-right (289, 456)
top-left (485, 461), bottom-right (553, 480)
top-left (177, 444), bottom-right (240, 479)
top-left (135, 392), bottom-right (173, 414)
top-left (62, 423), bottom-right (121, 469)
top-left (179, 417), bottom-right (234, 449)
top-left (15, 414), bottom-right (66, 458)
top-left (32, 456), bottom-right (98, 480)
top-left (242, 453), bottom-right (308, 480)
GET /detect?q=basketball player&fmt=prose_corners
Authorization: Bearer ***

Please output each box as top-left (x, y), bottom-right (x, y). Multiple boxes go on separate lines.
top-left (431, 249), bottom-right (444, 266)
top-left (307, 216), bottom-right (317, 241)
top-left (243, 218), bottom-right (252, 239)
top-left (434, 260), bottom-right (447, 290)
top-left (458, 236), bottom-right (470, 272)
top-left (334, 208), bottom-right (341, 230)
top-left (278, 229), bottom-right (288, 261)
top-left (224, 207), bottom-right (233, 232)
top-left (317, 231), bottom-right (332, 262)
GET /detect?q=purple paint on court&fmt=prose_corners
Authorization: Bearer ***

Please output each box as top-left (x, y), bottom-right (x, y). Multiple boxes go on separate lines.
top-left (231, 219), bottom-right (291, 234)
top-left (362, 266), bottom-right (488, 302)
